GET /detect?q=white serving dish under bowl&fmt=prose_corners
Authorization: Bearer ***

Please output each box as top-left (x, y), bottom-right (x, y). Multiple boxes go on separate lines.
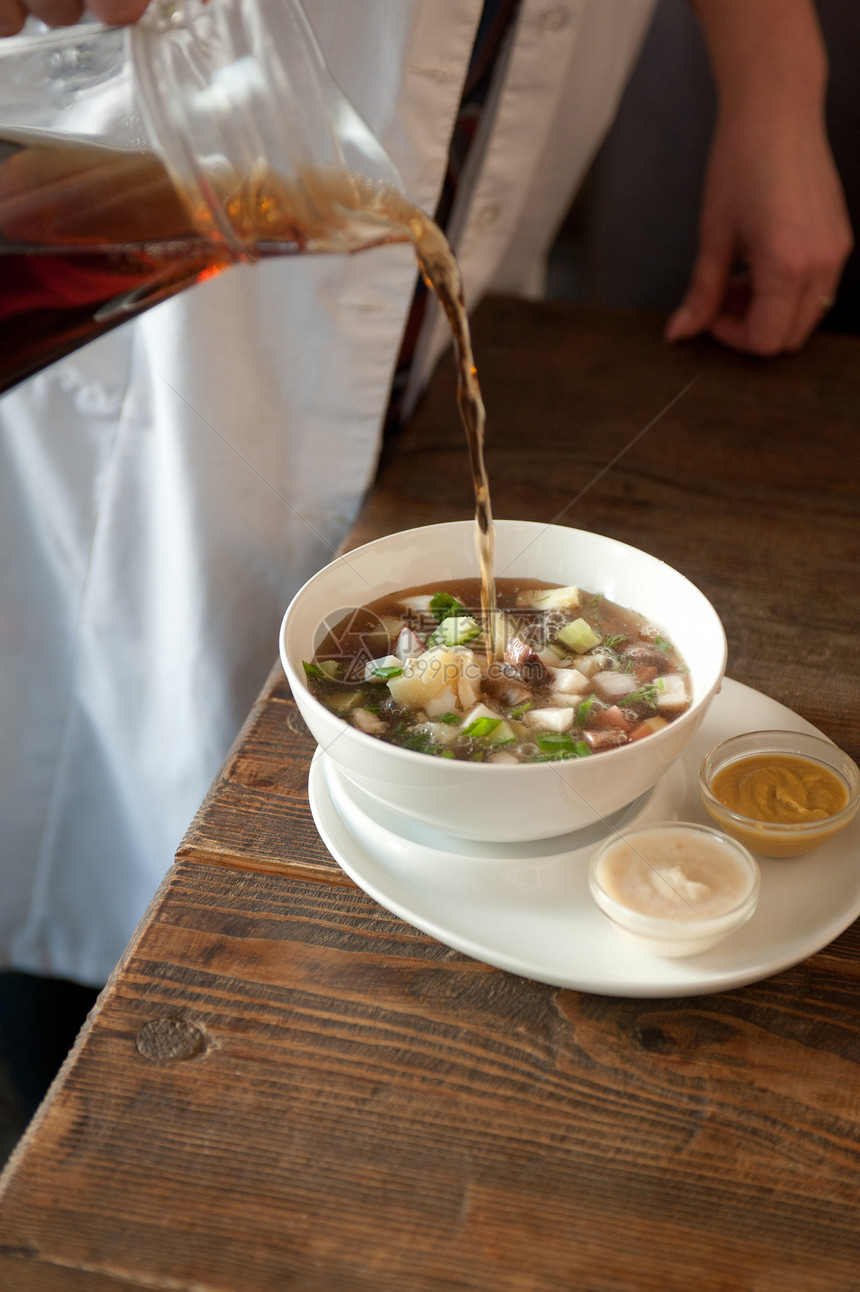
top-left (279, 520), bottom-right (727, 843)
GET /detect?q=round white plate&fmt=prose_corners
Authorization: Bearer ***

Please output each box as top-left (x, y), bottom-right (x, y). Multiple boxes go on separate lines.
top-left (307, 679), bottom-right (860, 997)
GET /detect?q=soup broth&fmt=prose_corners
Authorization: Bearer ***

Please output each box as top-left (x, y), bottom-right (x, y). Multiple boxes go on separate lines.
top-left (305, 578), bottom-right (690, 763)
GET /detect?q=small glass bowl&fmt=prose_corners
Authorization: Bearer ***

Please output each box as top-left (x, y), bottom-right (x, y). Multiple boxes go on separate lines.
top-left (699, 730), bottom-right (860, 858)
top-left (588, 821), bottom-right (761, 958)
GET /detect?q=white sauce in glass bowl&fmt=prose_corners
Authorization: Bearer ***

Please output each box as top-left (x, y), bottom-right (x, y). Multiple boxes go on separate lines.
top-left (589, 822), bottom-right (760, 957)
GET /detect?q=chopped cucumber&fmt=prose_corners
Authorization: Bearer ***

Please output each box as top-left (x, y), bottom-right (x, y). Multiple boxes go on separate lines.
top-left (438, 615), bottom-right (482, 646)
top-left (557, 618), bottom-right (602, 653)
top-left (324, 690), bottom-right (364, 713)
top-left (462, 715), bottom-right (517, 745)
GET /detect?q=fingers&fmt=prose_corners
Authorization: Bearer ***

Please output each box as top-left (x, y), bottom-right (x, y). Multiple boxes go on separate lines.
top-left (784, 281), bottom-right (839, 354)
top-left (0, 0), bottom-right (33, 34)
top-left (13, 0), bottom-right (83, 24)
top-left (669, 225), bottom-right (851, 357)
top-left (88, 0), bottom-right (150, 23)
top-left (708, 237), bottom-right (848, 356)
top-left (0, 0), bottom-right (146, 32)
top-left (664, 229), bottom-right (735, 344)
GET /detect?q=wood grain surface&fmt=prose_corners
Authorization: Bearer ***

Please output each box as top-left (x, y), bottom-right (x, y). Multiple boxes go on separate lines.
top-left (2, 861), bottom-right (860, 1291)
top-left (1, 299), bottom-right (859, 1291)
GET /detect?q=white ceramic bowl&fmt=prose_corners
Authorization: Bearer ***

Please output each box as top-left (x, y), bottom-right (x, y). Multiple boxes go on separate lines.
top-left (279, 520), bottom-right (727, 842)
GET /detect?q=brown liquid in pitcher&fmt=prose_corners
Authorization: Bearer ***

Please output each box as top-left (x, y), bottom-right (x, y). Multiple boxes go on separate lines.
top-left (0, 131), bottom-right (495, 633)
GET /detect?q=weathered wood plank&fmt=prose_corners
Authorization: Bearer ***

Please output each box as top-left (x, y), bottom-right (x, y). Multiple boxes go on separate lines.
top-left (177, 684), bottom-right (349, 882)
top-left (2, 862), bottom-right (860, 1291)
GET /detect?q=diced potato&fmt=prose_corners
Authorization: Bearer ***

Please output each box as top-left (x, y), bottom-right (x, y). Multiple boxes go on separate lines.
top-left (523, 707), bottom-right (575, 732)
top-left (593, 670), bottom-right (637, 699)
top-left (516, 585), bottom-right (580, 612)
top-left (549, 666), bottom-right (590, 695)
top-left (536, 646), bottom-right (570, 668)
top-left (572, 652), bottom-right (612, 677)
top-left (386, 646), bottom-right (461, 708)
top-left (364, 654), bottom-right (401, 681)
top-left (417, 720), bottom-right (459, 746)
top-left (655, 676), bottom-right (689, 710)
top-left (398, 595), bottom-right (435, 614)
top-left (557, 618), bottom-right (602, 653)
top-left (425, 686), bottom-right (459, 718)
top-left (489, 751), bottom-right (520, 765)
top-left (456, 651), bottom-right (483, 709)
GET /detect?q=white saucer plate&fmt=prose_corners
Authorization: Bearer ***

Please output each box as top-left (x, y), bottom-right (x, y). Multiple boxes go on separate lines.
top-left (307, 679), bottom-right (860, 997)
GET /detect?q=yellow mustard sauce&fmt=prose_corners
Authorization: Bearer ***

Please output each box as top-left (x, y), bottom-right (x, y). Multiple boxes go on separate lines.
top-left (712, 754), bottom-right (848, 825)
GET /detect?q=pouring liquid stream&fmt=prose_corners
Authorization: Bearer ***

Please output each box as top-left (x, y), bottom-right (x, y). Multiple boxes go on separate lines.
top-left (0, 132), bottom-right (497, 639)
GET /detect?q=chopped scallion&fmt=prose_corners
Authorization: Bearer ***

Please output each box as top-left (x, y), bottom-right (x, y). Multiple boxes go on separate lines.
top-left (369, 664), bottom-right (404, 679)
top-left (430, 591), bottom-right (467, 622)
top-left (463, 716), bottom-right (502, 739)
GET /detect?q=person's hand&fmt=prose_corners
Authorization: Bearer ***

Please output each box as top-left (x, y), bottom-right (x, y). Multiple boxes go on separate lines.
top-left (665, 107), bottom-right (853, 356)
top-left (668, 0), bottom-right (853, 357)
top-left (0, 0), bottom-right (148, 37)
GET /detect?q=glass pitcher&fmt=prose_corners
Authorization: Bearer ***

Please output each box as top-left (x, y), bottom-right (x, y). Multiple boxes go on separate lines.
top-left (0, 0), bottom-right (405, 394)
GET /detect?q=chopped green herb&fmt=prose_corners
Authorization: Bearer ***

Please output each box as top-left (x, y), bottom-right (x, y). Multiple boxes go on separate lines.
top-left (463, 716), bottom-right (502, 739)
top-left (534, 732), bottom-right (591, 761)
top-left (436, 712), bottom-right (463, 725)
top-left (574, 696), bottom-right (595, 727)
top-left (623, 679), bottom-right (664, 707)
top-left (368, 664), bottom-right (404, 679)
top-left (654, 636), bottom-right (672, 653)
top-left (509, 701), bottom-right (533, 719)
top-left (602, 634), bottom-right (626, 649)
top-left (430, 591), bottom-right (467, 622)
top-left (388, 723), bottom-right (432, 752)
top-left (302, 660), bottom-right (330, 682)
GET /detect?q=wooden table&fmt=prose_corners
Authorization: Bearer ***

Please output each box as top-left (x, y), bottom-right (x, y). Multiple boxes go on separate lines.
top-left (1, 299), bottom-right (859, 1291)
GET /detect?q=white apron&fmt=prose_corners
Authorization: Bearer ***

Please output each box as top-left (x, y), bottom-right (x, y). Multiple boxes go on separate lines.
top-left (0, 0), bottom-right (656, 985)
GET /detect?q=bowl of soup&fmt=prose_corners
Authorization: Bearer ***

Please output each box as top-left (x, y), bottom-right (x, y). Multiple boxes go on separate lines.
top-left (279, 520), bottom-right (727, 842)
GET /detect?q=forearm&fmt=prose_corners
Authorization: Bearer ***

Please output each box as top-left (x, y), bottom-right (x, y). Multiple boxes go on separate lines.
top-left (688, 0), bottom-right (829, 121)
